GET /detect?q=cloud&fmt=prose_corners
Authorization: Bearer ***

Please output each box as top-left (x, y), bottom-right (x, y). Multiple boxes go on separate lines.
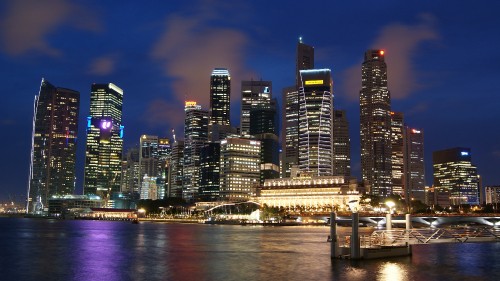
top-left (0, 0), bottom-right (101, 57)
top-left (151, 2), bottom-right (253, 110)
top-left (142, 99), bottom-right (185, 134)
top-left (88, 55), bottom-right (117, 76)
top-left (340, 14), bottom-right (439, 101)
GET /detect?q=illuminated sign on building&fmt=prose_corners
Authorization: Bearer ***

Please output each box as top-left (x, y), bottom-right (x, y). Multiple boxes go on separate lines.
top-left (304, 80), bottom-right (324, 85)
top-left (185, 101), bottom-right (197, 107)
top-left (100, 120), bottom-right (112, 130)
top-left (461, 151), bottom-right (469, 156)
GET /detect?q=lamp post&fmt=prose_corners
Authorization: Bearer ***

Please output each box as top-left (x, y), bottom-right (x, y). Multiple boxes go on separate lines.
top-left (385, 201), bottom-right (395, 230)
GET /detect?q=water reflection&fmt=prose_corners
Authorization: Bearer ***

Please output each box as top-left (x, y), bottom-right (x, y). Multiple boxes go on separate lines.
top-left (1, 219), bottom-right (499, 281)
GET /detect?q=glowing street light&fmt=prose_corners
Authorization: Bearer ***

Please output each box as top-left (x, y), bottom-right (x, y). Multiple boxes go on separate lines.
top-left (385, 201), bottom-right (395, 214)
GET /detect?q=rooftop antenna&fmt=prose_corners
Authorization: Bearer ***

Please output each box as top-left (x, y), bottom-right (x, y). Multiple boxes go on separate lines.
top-left (171, 128), bottom-right (176, 143)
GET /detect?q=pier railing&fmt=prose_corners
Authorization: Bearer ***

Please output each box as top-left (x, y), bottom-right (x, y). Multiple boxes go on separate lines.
top-left (339, 226), bottom-right (500, 248)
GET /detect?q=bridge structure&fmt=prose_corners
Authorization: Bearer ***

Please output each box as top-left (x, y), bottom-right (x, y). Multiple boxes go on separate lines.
top-left (329, 212), bottom-right (500, 260)
top-left (333, 214), bottom-right (500, 228)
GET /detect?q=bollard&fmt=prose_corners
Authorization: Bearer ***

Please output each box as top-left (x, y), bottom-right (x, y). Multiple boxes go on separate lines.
top-left (386, 213), bottom-right (392, 230)
top-left (351, 212), bottom-right (360, 259)
top-left (405, 214), bottom-right (411, 230)
top-left (330, 212), bottom-right (339, 258)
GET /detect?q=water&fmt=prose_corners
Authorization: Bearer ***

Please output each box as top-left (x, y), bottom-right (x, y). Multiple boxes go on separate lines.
top-left (0, 217), bottom-right (499, 281)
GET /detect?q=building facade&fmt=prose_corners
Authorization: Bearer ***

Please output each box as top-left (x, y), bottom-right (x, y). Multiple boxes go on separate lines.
top-left (391, 112), bottom-right (404, 196)
top-left (209, 68), bottom-right (231, 126)
top-left (240, 80), bottom-right (272, 136)
top-left (27, 79), bottom-right (80, 213)
top-left (167, 140), bottom-right (184, 198)
top-left (256, 175), bottom-right (359, 213)
top-left (199, 142), bottom-right (221, 201)
top-left (298, 69), bottom-right (333, 176)
top-left (404, 127), bottom-right (425, 203)
top-left (360, 50), bottom-right (392, 197)
top-left (332, 110), bottom-right (351, 177)
top-left (84, 83), bottom-right (124, 200)
top-left (433, 147), bottom-right (479, 206)
top-left (183, 101), bottom-right (209, 202)
top-left (138, 135), bottom-right (159, 192)
top-left (219, 138), bottom-right (261, 202)
top-left (282, 39), bottom-right (315, 178)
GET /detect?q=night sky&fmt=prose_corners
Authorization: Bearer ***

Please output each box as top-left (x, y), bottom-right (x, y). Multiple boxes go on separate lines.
top-left (1, 0), bottom-right (499, 203)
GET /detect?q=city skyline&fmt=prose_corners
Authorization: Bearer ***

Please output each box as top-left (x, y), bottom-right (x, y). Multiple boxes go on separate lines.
top-left (1, 1), bottom-right (500, 202)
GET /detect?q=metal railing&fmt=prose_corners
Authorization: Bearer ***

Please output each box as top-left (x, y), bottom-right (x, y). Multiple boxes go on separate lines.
top-left (338, 226), bottom-right (500, 248)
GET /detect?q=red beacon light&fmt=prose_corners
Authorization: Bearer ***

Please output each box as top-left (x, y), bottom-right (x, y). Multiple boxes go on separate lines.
top-left (380, 50), bottom-right (385, 55)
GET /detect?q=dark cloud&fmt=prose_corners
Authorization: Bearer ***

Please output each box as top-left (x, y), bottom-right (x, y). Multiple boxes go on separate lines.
top-left (0, 0), bottom-right (101, 57)
top-left (340, 14), bottom-right (439, 101)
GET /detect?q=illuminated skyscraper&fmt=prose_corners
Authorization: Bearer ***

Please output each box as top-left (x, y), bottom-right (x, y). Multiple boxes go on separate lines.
top-left (27, 79), bottom-right (80, 213)
top-left (433, 147), bottom-right (479, 206)
top-left (391, 112), bottom-right (404, 196)
top-left (282, 39), bottom-right (315, 177)
top-left (360, 50), bottom-right (392, 197)
top-left (157, 137), bottom-right (171, 199)
top-left (404, 127), bottom-right (425, 203)
top-left (138, 135), bottom-right (159, 197)
top-left (199, 142), bottom-right (221, 201)
top-left (183, 101), bottom-right (209, 201)
top-left (167, 140), bottom-right (184, 198)
top-left (298, 69), bottom-right (333, 176)
top-left (209, 68), bottom-right (231, 126)
top-left (121, 146), bottom-right (140, 195)
top-left (332, 110), bottom-right (351, 177)
top-left (240, 80), bottom-right (272, 136)
top-left (220, 137), bottom-right (261, 202)
top-left (84, 83), bottom-right (124, 200)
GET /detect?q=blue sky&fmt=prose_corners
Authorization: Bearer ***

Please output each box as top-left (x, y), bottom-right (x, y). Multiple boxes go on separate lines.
top-left (1, 0), bottom-right (499, 202)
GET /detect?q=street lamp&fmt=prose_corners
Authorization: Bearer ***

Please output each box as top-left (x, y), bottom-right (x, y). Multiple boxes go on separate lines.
top-left (385, 201), bottom-right (395, 214)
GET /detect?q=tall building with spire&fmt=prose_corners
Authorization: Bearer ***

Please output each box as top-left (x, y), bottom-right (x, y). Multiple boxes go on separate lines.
top-left (84, 83), bottom-right (124, 200)
top-left (27, 79), bottom-right (80, 213)
top-left (282, 38), bottom-right (315, 177)
top-left (298, 69), bottom-right (333, 176)
top-left (360, 50), bottom-right (392, 197)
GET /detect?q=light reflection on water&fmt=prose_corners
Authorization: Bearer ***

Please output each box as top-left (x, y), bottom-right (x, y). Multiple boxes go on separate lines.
top-left (0, 218), bottom-right (499, 281)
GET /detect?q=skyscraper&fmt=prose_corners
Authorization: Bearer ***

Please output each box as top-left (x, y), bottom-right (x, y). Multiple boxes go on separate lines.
top-left (183, 101), bottom-right (209, 202)
top-left (157, 137), bottom-right (171, 200)
top-left (404, 127), bottom-right (425, 203)
top-left (332, 110), bottom-right (351, 177)
top-left (220, 137), bottom-right (261, 202)
top-left (199, 142), bottom-right (221, 201)
top-left (296, 37), bottom-right (315, 87)
top-left (282, 39), bottom-right (315, 177)
top-left (167, 140), bottom-right (184, 198)
top-left (433, 147), bottom-right (479, 206)
top-left (84, 83), bottom-right (124, 200)
top-left (209, 68), bottom-right (231, 126)
top-left (298, 69), bottom-right (333, 176)
top-left (240, 80), bottom-right (272, 136)
top-left (138, 135), bottom-right (159, 195)
top-left (250, 98), bottom-right (280, 184)
top-left (360, 50), bottom-right (392, 197)
top-left (121, 146), bottom-right (140, 195)
top-left (27, 79), bottom-right (80, 213)
top-left (391, 112), bottom-right (404, 196)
